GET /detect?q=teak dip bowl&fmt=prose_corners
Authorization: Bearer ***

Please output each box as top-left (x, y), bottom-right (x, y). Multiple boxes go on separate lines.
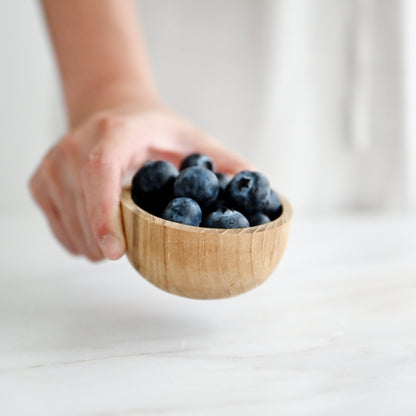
top-left (120, 188), bottom-right (292, 299)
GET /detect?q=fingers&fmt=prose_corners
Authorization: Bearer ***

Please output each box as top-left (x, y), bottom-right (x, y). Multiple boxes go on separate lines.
top-left (81, 145), bottom-right (126, 260)
top-left (30, 145), bottom-right (104, 262)
top-left (30, 120), bottom-right (135, 262)
top-left (30, 174), bottom-right (80, 256)
top-left (73, 191), bottom-right (104, 260)
top-left (51, 175), bottom-right (105, 261)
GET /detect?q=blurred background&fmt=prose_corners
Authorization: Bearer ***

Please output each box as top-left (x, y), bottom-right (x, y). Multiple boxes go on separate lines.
top-left (1, 0), bottom-right (415, 218)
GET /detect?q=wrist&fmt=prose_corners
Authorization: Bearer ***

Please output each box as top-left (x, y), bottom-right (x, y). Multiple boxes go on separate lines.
top-left (66, 79), bottom-right (162, 128)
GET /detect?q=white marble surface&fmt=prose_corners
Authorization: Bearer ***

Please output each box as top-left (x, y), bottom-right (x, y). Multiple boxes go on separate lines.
top-left (1, 213), bottom-right (416, 415)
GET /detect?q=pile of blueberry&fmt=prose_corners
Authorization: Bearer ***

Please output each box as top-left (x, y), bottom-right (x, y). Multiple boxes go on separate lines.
top-left (131, 153), bottom-right (282, 229)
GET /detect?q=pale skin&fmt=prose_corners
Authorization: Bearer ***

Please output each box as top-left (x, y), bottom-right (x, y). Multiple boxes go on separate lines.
top-left (30, 0), bottom-right (252, 261)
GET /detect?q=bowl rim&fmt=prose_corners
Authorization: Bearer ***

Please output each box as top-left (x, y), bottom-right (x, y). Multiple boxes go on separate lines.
top-left (121, 187), bottom-right (292, 235)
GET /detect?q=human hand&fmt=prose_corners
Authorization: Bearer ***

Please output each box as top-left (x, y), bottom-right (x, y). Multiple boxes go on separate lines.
top-left (29, 102), bottom-right (252, 261)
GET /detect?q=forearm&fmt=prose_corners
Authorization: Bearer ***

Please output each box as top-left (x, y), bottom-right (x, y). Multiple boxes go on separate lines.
top-left (41, 0), bottom-right (158, 126)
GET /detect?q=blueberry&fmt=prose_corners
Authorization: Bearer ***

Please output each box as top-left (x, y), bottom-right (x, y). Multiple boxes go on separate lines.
top-left (174, 166), bottom-right (219, 207)
top-left (132, 161), bottom-right (178, 194)
top-left (210, 198), bottom-right (229, 212)
top-left (263, 189), bottom-right (282, 220)
top-left (180, 153), bottom-right (215, 172)
top-left (202, 209), bottom-right (249, 229)
top-left (226, 171), bottom-right (271, 214)
top-left (247, 212), bottom-right (270, 226)
top-left (215, 172), bottom-right (231, 198)
top-left (131, 161), bottom-right (178, 215)
top-left (201, 198), bottom-right (228, 221)
top-left (162, 197), bottom-right (202, 226)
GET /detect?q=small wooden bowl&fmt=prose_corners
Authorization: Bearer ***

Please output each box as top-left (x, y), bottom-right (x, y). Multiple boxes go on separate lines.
top-left (120, 189), bottom-right (292, 299)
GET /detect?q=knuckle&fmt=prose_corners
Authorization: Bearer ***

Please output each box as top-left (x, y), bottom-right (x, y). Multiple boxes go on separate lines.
top-left (82, 200), bottom-right (114, 237)
top-left (93, 221), bottom-right (114, 240)
top-left (59, 136), bottom-right (78, 160)
top-left (82, 146), bottom-right (114, 177)
top-left (29, 170), bottom-right (50, 206)
top-left (87, 199), bottom-right (118, 240)
top-left (42, 156), bottom-right (57, 179)
top-left (95, 114), bottom-right (126, 135)
top-left (39, 146), bottom-right (63, 182)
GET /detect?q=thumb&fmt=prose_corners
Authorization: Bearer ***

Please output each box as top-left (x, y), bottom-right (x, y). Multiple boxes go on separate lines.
top-left (81, 150), bottom-right (126, 260)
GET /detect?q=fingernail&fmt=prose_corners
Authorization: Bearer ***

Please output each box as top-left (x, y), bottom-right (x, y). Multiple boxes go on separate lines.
top-left (100, 234), bottom-right (123, 260)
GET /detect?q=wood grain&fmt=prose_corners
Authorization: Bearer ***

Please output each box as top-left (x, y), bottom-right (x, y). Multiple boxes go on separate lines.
top-left (121, 188), bottom-right (292, 299)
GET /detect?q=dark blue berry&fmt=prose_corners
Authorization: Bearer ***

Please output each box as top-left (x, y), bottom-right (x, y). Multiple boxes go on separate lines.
top-left (247, 212), bottom-right (270, 226)
top-left (174, 166), bottom-right (219, 208)
top-left (202, 209), bottom-right (249, 229)
top-left (201, 198), bottom-right (228, 221)
top-left (226, 171), bottom-right (270, 214)
top-left (180, 153), bottom-right (215, 172)
top-left (162, 197), bottom-right (202, 226)
top-left (131, 161), bottom-right (179, 215)
top-left (215, 172), bottom-right (231, 198)
top-left (263, 190), bottom-right (282, 220)
top-left (210, 198), bottom-right (229, 211)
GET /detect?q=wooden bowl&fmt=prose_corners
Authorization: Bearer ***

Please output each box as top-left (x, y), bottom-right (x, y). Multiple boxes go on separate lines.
top-left (120, 188), bottom-right (292, 299)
